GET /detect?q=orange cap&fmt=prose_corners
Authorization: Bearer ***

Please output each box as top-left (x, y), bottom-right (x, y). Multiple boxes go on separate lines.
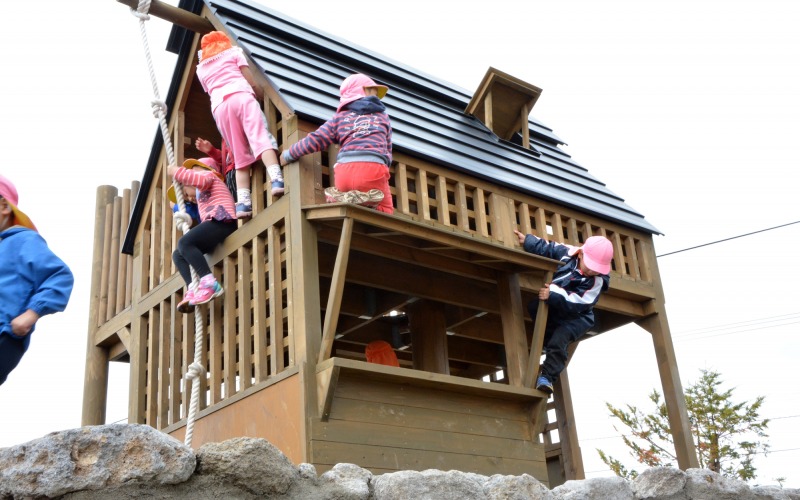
top-left (199, 31), bottom-right (232, 61)
top-left (365, 340), bottom-right (400, 367)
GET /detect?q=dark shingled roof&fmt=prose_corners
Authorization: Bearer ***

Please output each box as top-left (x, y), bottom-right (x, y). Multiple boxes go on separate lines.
top-left (123, 0), bottom-right (658, 254)
top-left (206, 0), bottom-right (659, 234)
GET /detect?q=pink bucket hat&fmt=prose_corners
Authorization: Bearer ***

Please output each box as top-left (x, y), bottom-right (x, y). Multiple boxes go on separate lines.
top-left (337, 73), bottom-right (389, 112)
top-left (0, 174), bottom-right (36, 231)
top-left (581, 236), bottom-right (613, 274)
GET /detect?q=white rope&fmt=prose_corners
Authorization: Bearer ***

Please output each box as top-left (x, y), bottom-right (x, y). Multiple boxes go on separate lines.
top-left (131, 0), bottom-right (204, 448)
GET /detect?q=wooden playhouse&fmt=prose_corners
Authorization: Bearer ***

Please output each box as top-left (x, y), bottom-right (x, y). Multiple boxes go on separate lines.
top-left (83, 0), bottom-right (699, 486)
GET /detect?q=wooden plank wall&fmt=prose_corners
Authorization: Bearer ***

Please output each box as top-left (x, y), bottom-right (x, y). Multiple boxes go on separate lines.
top-left (309, 373), bottom-right (548, 481)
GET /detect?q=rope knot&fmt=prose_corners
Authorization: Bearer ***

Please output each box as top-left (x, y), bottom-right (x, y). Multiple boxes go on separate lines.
top-left (151, 99), bottom-right (167, 119)
top-left (185, 362), bottom-right (205, 381)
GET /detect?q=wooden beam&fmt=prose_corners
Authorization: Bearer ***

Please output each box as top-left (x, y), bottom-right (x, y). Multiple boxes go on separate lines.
top-left (115, 0), bottom-right (214, 34)
top-left (408, 300), bottom-right (449, 374)
top-left (319, 218), bottom-right (354, 362)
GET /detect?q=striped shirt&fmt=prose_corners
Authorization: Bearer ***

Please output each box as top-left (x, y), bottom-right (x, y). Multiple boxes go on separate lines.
top-left (283, 97), bottom-right (392, 166)
top-left (173, 168), bottom-right (236, 222)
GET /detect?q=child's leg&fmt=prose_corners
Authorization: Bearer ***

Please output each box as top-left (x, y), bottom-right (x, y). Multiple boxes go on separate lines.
top-left (0, 335), bottom-right (27, 385)
top-left (262, 149), bottom-right (284, 196)
top-left (175, 222), bottom-right (235, 278)
top-left (172, 249), bottom-right (194, 285)
top-left (235, 167), bottom-right (253, 218)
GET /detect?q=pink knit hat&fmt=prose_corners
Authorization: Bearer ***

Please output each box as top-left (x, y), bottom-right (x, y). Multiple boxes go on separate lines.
top-left (337, 73), bottom-right (389, 112)
top-left (0, 174), bottom-right (36, 231)
top-left (581, 236), bottom-right (613, 274)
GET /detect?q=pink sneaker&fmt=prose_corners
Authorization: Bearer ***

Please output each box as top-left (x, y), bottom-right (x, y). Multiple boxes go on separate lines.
top-left (190, 277), bottom-right (224, 306)
top-left (177, 289), bottom-right (196, 314)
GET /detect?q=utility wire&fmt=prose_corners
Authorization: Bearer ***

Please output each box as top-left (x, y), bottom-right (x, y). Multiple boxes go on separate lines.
top-left (656, 220), bottom-right (800, 258)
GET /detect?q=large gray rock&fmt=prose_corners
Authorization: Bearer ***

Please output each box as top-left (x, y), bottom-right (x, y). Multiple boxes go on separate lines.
top-left (684, 468), bottom-right (756, 500)
top-left (632, 467), bottom-right (688, 500)
top-left (0, 424), bottom-right (194, 499)
top-left (372, 469), bottom-right (487, 500)
top-left (194, 437), bottom-right (300, 496)
top-left (551, 476), bottom-right (634, 499)
top-left (752, 485), bottom-right (794, 500)
top-left (483, 473), bottom-right (554, 499)
top-left (318, 463), bottom-right (373, 500)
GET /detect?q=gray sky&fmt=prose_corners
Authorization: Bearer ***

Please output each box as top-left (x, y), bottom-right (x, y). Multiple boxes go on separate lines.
top-left (2, 0), bottom-right (798, 486)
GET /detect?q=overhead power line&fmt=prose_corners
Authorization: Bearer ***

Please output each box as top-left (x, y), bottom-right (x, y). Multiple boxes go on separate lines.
top-left (657, 221), bottom-right (800, 258)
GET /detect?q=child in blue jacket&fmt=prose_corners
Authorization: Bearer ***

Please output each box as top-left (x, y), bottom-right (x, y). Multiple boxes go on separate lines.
top-left (514, 230), bottom-right (613, 394)
top-left (0, 175), bottom-right (74, 386)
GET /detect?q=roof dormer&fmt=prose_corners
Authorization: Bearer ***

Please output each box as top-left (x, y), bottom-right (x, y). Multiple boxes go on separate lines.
top-left (466, 67), bottom-right (542, 149)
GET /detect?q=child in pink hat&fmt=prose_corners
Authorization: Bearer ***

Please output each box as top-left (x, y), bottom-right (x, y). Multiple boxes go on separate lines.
top-left (0, 174), bottom-right (74, 385)
top-left (281, 73), bottom-right (394, 214)
top-left (195, 31), bottom-right (284, 219)
top-left (514, 230), bottom-right (614, 394)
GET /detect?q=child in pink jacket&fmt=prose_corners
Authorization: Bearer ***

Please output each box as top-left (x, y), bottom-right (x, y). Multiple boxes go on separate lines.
top-left (196, 31), bottom-right (284, 219)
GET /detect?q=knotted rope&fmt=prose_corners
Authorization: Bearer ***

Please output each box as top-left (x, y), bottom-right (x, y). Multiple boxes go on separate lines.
top-left (132, 0), bottom-right (205, 448)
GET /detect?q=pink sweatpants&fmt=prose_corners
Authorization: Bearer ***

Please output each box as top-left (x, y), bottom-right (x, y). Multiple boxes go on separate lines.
top-left (333, 162), bottom-right (394, 214)
top-left (212, 92), bottom-right (278, 170)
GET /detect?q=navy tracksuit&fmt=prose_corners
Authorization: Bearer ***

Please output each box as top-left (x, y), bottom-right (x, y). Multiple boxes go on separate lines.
top-left (521, 234), bottom-right (610, 384)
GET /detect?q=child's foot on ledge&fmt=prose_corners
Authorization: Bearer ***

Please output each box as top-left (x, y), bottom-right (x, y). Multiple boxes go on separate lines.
top-left (235, 202), bottom-right (253, 218)
top-left (271, 180), bottom-right (285, 196)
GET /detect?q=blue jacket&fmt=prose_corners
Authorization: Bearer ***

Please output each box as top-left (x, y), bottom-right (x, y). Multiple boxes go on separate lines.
top-left (0, 227), bottom-right (74, 351)
top-left (522, 234), bottom-right (610, 321)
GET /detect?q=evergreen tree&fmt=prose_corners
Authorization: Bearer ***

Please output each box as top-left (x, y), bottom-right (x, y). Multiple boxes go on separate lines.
top-left (598, 369), bottom-right (770, 481)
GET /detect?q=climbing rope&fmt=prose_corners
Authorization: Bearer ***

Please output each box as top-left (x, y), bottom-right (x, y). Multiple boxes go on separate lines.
top-left (131, 0), bottom-right (205, 447)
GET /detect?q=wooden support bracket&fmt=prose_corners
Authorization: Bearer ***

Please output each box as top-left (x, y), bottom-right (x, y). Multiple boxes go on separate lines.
top-left (523, 271), bottom-right (553, 388)
top-left (318, 218), bottom-right (354, 363)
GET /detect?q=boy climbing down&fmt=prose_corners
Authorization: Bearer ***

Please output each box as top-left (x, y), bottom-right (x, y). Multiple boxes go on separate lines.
top-left (514, 230), bottom-right (613, 395)
top-left (196, 31), bottom-right (284, 219)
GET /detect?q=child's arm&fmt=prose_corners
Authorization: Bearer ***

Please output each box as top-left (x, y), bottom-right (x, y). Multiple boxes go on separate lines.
top-left (173, 167), bottom-right (216, 192)
top-left (281, 118), bottom-right (338, 164)
top-left (195, 138), bottom-right (224, 166)
top-left (13, 238), bottom-right (74, 336)
top-left (240, 65), bottom-right (264, 101)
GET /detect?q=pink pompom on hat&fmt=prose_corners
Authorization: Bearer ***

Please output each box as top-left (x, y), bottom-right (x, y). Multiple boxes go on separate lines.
top-left (581, 236), bottom-right (614, 275)
top-left (337, 73), bottom-right (389, 112)
top-left (0, 174), bottom-right (36, 231)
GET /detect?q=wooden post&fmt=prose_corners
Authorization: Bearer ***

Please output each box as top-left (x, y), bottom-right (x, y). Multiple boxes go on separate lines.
top-left (637, 306), bottom-right (700, 469)
top-left (284, 114), bottom-right (323, 463)
top-left (497, 272), bottom-right (528, 386)
top-left (553, 365), bottom-right (585, 480)
top-left (635, 237), bottom-right (699, 470)
top-left (82, 186), bottom-right (117, 426)
top-left (408, 300), bottom-right (449, 374)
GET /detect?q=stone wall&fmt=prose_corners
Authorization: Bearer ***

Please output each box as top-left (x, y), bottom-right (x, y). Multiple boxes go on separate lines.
top-left (0, 424), bottom-right (796, 499)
